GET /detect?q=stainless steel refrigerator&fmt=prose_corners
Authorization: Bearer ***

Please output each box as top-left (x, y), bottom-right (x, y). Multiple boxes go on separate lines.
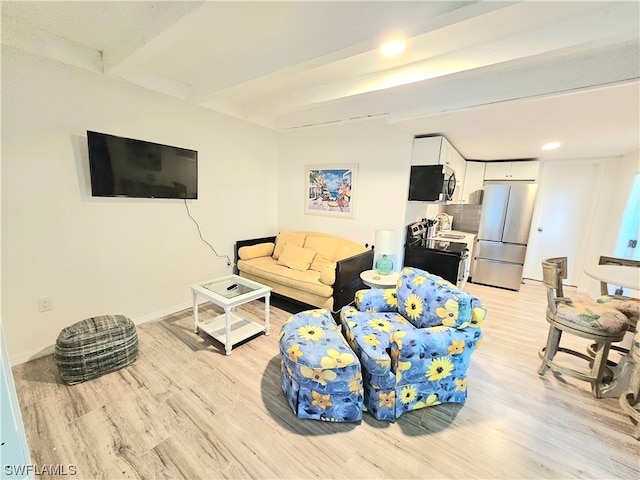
top-left (472, 183), bottom-right (538, 290)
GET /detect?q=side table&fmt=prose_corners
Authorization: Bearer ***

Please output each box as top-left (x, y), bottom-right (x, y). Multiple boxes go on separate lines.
top-left (191, 275), bottom-right (271, 355)
top-left (360, 270), bottom-right (399, 289)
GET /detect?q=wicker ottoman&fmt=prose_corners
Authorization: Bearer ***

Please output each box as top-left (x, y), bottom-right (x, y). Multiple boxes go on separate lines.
top-left (279, 309), bottom-right (363, 422)
top-left (54, 315), bottom-right (138, 385)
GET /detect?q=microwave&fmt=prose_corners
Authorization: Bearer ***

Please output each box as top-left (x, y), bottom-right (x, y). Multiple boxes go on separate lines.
top-left (408, 164), bottom-right (457, 202)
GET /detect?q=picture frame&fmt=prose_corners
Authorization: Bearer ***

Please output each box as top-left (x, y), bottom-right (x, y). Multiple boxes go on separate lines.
top-left (305, 164), bottom-right (357, 218)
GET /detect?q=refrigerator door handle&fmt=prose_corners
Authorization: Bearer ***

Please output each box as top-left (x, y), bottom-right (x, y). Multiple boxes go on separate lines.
top-left (477, 184), bottom-right (510, 241)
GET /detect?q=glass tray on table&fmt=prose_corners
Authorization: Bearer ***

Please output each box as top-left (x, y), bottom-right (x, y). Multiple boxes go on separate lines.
top-left (201, 278), bottom-right (258, 299)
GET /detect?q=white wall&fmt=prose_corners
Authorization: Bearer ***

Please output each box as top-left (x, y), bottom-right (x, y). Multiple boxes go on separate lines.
top-left (279, 118), bottom-right (638, 300)
top-left (1, 47), bottom-right (279, 364)
top-left (277, 117), bottom-right (415, 262)
top-left (3, 44), bottom-right (637, 365)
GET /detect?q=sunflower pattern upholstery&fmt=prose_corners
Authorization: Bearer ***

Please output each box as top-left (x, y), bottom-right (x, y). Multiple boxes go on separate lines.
top-left (279, 309), bottom-right (363, 422)
top-left (340, 267), bottom-right (485, 422)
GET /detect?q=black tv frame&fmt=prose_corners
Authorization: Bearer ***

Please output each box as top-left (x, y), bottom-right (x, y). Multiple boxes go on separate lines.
top-left (87, 130), bottom-right (198, 200)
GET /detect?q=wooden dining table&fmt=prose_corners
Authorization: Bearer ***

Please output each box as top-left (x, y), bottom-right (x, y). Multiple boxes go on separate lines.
top-left (584, 263), bottom-right (639, 398)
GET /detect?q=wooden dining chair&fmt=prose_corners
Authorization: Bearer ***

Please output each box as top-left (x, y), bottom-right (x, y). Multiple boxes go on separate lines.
top-left (588, 256), bottom-right (640, 394)
top-left (596, 255), bottom-right (639, 335)
top-left (538, 257), bottom-right (629, 398)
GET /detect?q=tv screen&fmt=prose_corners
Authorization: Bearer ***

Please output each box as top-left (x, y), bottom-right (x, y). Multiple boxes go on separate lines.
top-left (87, 131), bottom-right (198, 199)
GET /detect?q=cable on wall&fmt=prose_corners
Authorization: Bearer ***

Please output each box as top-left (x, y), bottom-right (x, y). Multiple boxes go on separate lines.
top-left (183, 199), bottom-right (232, 267)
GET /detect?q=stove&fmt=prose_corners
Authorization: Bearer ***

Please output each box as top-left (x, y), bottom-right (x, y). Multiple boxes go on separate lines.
top-left (404, 229), bottom-right (469, 286)
top-left (408, 238), bottom-right (469, 254)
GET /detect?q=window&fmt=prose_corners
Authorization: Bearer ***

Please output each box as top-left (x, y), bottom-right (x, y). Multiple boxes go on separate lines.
top-left (614, 173), bottom-right (640, 261)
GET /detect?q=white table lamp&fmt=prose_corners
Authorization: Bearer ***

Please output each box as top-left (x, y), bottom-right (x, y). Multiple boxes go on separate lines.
top-left (374, 229), bottom-right (397, 275)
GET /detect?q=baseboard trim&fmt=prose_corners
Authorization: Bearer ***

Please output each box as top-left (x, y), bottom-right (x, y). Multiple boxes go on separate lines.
top-left (10, 300), bottom-right (206, 366)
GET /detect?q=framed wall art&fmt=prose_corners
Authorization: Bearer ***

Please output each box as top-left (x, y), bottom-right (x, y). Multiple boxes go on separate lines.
top-left (305, 164), bottom-right (357, 218)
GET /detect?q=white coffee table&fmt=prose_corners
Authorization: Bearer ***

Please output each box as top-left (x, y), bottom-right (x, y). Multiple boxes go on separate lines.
top-left (360, 270), bottom-right (400, 289)
top-left (190, 275), bottom-right (272, 355)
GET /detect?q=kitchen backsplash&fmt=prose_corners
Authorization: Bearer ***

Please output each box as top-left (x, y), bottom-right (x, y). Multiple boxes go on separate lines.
top-left (445, 204), bottom-right (482, 233)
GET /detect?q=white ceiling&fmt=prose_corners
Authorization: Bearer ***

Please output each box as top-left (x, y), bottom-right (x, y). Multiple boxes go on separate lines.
top-left (2, 1), bottom-right (639, 160)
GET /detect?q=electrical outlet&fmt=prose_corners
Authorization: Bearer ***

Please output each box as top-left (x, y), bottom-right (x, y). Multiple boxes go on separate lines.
top-left (37, 297), bottom-right (52, 312)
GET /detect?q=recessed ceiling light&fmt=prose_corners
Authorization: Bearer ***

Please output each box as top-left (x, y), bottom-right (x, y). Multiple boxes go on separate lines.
top-left (380, 39), bottom-right (406, 56)
top-left (542, 142), bottom-right (561, 150)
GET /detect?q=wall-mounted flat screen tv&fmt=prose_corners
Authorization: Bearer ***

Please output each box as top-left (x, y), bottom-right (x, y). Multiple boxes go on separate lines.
top-left (87, 131), bottom-right (198, 199)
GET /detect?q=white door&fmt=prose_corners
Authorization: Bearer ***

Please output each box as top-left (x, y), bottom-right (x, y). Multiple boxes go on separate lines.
top-left (523, 162), bottom-right (599, 285)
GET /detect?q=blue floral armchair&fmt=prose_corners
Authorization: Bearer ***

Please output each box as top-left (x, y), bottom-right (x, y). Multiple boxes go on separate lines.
top-left (339, 267), bottom-right (485, 421)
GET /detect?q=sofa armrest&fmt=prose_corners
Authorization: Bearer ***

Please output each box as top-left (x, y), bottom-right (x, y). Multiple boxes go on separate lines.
top-left (234, 235), bottom-right (276, 273)
top-left (391, 326), bottom-right (483, 383)
top-left (332, 248), bottom-right (374, 312)
top-left (355, 288), bottom-right (398, 313)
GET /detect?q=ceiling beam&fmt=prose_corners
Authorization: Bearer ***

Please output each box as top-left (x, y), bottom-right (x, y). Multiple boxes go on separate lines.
top-left (1, 15), bottom-right (102, 73)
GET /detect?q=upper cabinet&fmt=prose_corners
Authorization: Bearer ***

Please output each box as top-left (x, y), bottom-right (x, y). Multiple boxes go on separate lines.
top-left (411, 136), bottom-right (445, 166)
top-left (460, 161), bottom-right (485, 204)
top-left (484, 161), bottom-right (540, 181)
top-left (411, 136), bottom-right (464, 169)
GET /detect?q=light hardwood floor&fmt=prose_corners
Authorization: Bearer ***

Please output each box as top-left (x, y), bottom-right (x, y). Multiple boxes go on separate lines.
top-left (12, 281), bottom-right (640, 479)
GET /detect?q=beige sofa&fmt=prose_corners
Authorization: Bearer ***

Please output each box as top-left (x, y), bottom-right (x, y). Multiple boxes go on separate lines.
top-left (235, 231), bottom-right (374, 312)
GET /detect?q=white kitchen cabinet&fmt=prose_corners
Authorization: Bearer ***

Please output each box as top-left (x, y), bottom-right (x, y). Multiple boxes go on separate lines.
top-left (459, 161), bottom-right (485, 204)
top-left (411, 136), bottom-right (443, 165)
top-left (441, 140), bottom-right (454, 167)
top-left (510, 161), bottom-right (540, 180)
top-left (484, 161), bottom-right (539, 180)
top-left (411, 135), bottom-right (464, 168)
top-left (452, 149), bottom-right (467, 203)
top-left (483, 162), bottom-right (509, 179)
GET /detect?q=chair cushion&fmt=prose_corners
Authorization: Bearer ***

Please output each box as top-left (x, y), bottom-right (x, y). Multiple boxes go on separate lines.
top-left (340, 307), bottom-right (415, 379)
top-left (556, 300), bottom-right (629, 333)
top-left (631, 331), bottom-right (640, 363)
top-left (596, 295), bottom-right (640, 327)
top-left (396, 267), bottom-right (485, 329)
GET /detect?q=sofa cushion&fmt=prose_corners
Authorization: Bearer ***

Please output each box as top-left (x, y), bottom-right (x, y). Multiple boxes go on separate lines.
top-left (304, 235), bottom-right (339, 271)
top-left (335, 238), bottom-right (369, 262)
top-left (237, 256), bottom-right (333, 297)
top-left (277, 243), bottom-right (317, 271)
top-left (238, 242), bottom-right (275, 260)
top-left (396, 267), bottom-right (482, 329)
top-left (319, 264), bottom-right (337, 286)
top-left (273, 231), bottom-right (307, 260)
